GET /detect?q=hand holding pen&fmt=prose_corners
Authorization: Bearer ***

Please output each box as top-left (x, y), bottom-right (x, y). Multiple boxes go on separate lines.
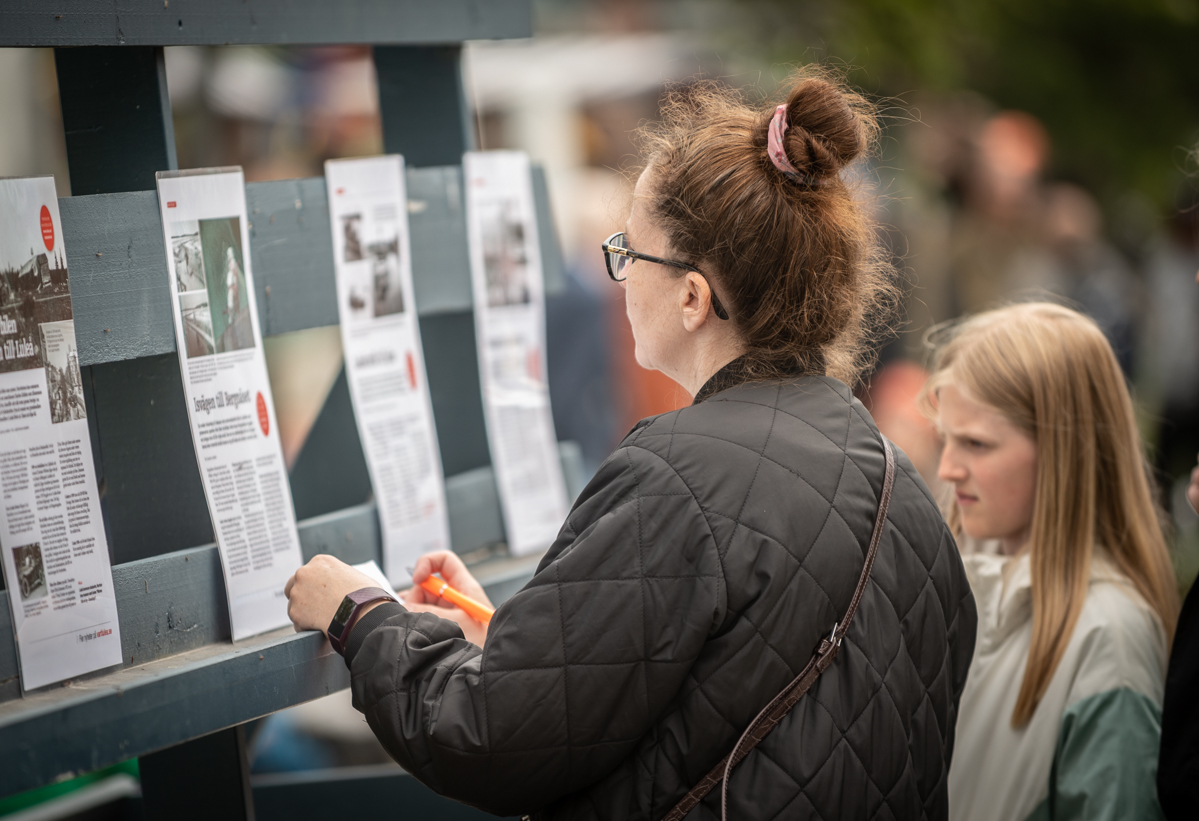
top-left (401, 551), bottom-right (494, 647)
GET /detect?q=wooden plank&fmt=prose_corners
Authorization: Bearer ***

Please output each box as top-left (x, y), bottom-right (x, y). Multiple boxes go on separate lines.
top-left (89, 352), bottom-right (216, 567)
top-left (376, 45), bottom-right (474, 168)
top-left (0, 624), bottom-right (344, 799)
top-left (0, 442), bottom-right (582, 705)
top-left (0, 0), bottom-right (532, 47)
top-left (54, 46), bottom-right (177, 195)
top-left (62, 191), bottom-right (174, 367)
top-left (247, 177), bottom-right (338, 337)
top-left (141, 726), bottom-right (255, 821)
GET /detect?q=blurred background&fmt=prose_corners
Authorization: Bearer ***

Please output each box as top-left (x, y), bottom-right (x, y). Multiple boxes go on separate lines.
top-left (2, 0), bottom-right (1198, 781)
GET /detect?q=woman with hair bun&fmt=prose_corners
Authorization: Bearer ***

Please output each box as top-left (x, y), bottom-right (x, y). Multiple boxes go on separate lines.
top-left (286, 70), bottom-right (977, 820)
top-left (928, 302), bottom-right (1178, 821)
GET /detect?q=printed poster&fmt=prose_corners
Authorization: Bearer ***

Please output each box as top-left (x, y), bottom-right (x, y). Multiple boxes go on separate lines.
top-left (0, 176), bottom-right (123, 691)
top-left (156, 168), bottom-right (303, 640)
top-left (325, 156), bottom-right (449, 586)
top-left (464, 151), bottom-right (569, 556)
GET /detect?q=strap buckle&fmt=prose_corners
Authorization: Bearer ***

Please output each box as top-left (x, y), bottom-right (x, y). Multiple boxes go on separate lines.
top-left (828, 621), bottom-right (841, 649)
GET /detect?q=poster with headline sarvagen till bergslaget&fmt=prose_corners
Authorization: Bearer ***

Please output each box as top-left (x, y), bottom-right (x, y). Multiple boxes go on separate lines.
top-left (156, 167), bottom-right (303, 641)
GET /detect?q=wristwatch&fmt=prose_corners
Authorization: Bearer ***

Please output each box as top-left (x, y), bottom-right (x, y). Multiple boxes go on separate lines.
top-left (328, 587), bottom-right (397, 656)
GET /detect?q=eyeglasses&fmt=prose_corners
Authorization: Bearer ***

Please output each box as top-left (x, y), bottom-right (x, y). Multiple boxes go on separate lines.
top-left (601, 231), bottom-right (729, 320)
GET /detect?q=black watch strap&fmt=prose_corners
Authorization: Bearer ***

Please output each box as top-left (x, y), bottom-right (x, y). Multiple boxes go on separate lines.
top-left (328, 587), bottom-right (396, 656)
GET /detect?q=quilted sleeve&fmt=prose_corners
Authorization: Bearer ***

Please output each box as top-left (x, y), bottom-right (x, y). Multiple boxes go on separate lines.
top-left (347, 443), bottom-right (724, 817)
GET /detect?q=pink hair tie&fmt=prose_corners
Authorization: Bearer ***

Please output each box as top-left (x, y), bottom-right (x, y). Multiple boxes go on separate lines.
top-left (767, 104), bottom-right (804, 182)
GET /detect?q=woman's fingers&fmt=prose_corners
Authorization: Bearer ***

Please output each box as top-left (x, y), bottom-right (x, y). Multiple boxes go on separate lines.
top-left (405, 600), bottom-right (489, 647)
top-left (411, 551), bottom-right (492, 607)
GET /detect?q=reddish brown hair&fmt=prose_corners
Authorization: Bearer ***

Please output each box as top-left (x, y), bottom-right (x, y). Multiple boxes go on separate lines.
top-left (635, 67), bottom-right (897, 384)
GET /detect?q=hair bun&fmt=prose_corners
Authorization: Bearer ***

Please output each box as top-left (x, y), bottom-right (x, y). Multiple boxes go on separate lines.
top-left (775, 76), bottom-right (870, 180)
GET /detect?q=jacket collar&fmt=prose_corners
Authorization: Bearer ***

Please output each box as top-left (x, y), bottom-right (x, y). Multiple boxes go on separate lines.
top-left (692, 356), bottom-right (754, 404)
top-left (965, 546), bottom-right (1129, 653)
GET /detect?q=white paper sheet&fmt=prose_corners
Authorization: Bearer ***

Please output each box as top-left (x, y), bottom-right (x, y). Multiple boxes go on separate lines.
top-left (155, 168), bottom-right (303, 641)
top-left (325, 156), bottom-right (449, 587)
top-left (464, 152), bottom-right (569, 557)
top-left (351, 560), bottom-right (396, 594)
top-left (0, 176), bottom-right (123, 691)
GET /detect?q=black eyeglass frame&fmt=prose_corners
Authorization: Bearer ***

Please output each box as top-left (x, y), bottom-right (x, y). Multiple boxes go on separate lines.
top-left (601, 231), bottom-right (729, 320)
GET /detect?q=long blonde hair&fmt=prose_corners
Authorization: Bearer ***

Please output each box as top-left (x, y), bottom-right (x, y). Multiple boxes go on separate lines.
top-left (926, 302), bottom-right (1178, 726)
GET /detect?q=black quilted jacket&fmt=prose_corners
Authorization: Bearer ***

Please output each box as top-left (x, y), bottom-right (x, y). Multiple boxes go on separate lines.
top-left (346, 370), bottom-right (977, 819)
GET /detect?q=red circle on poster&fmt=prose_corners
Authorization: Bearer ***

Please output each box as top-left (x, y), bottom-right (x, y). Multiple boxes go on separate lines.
top-left (256, 392), bottom-right (269, 436)
top-left (40, 205), bottom-right (54, 252)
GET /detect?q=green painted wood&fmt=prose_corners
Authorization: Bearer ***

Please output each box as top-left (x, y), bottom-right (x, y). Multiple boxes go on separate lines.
top-left (1, 0), bottom-right (532, 47)
top-left (419, 311), bottom-right (490, 476)
top-left (376, 45), bottom-right (476, 168)
top-left (407, 165), bottom-right (472, 315)
top-left (288, 367), bottom-right (373, 522)
top-left (54, 46), bottom-right (177, 195)
top-left (90, 352), bottom-right (215, 566)
top-left (247, 177), bottom-right (338, 338)
top-left (60, 191), bottom-right (174, 367)
top-left (532, 165), bottom-right (567, 297)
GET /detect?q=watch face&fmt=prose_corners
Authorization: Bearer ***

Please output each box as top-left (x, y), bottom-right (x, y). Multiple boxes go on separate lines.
top-left (333, 595), bottom-right (356, 629)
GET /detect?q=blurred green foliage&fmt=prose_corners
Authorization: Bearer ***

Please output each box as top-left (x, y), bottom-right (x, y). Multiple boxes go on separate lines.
top-left (738, 0), bottom-right (1199, 213)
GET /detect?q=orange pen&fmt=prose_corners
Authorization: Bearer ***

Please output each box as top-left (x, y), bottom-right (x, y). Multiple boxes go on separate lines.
top-left (407, 567), bottom-right (494, 624)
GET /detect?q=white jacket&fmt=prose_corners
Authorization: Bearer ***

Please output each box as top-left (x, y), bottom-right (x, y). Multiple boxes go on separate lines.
top-left (949, 548), bottom-right (1167, 821)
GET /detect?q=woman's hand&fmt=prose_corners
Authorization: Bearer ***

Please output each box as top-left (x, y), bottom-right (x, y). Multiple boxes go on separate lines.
top-left (401, 551), bottom-right (492, 647)
top-left (284, 554), bottom-right (380, 635)
top-left (401, 594), bottom-right (489, 647)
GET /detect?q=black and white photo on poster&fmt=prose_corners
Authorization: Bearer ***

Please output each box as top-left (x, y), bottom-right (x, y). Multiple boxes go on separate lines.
top-left (342, 210), bottom-right (404, 322)
top-left (369, 234), bottom-right (404, 317)
top-left (0, 210), bottom-right (72, 376)
top-left (342, 214), bottom-right (364, 262)
top-left (40, 320), bottom-right (85, 423)
top-left (480, 198), bottom-right (531, 308)
top-left (12, 542), bottom-right (46, 602)
top-left (172, 229), bottom-right (207, 293)
top-left (178, 291), bottom-right (215, 358)
top-left (367, 206), bottom-right (403, 318)
top-left (170, 217), bottom-right (255, 355)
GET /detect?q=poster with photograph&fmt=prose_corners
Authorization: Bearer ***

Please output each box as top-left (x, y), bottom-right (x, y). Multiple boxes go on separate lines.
top-left (464, 151), bottom-right (569, 557)
top-left (0, 176), bottom-right (123, 691)
top-left (156, 168), bottom-right (303, 641)
top-left (325, 156), bottom-right (449, 586)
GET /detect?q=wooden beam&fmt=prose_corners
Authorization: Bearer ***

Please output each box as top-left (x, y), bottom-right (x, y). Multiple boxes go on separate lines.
top-left (1, 0), bottom-right (532, 47)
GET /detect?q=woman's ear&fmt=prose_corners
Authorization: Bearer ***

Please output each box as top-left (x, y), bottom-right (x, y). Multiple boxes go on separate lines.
top-left (680, 271), bottom-right (716, 332)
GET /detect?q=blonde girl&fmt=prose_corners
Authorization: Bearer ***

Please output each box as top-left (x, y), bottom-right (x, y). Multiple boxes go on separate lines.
top-left (927, 302), bottom-right (1178, 821)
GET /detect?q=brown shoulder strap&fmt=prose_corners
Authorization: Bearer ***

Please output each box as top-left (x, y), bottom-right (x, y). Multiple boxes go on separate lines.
top-left (661, 437), bottom-right (897, 821)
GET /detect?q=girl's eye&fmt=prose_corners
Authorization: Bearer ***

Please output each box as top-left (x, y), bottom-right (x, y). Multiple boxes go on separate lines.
top-left (966, 438), bottom-right (987, 450)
